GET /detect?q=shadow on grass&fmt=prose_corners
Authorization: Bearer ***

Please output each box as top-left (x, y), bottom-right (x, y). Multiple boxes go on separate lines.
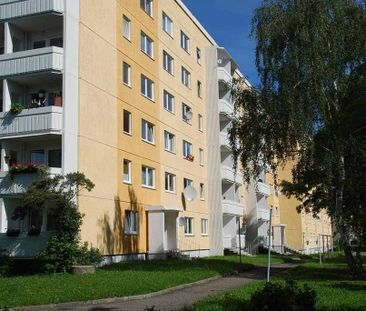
top-left (317, 307), bottom-right (366, 311)
top-left (331, 282), bottom-right (366, 291)
top-left (282, 265), bottom-right (354, 282)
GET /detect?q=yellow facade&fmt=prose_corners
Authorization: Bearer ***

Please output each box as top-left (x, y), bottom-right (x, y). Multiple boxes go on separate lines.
top-left (77, 0), bottom-right (213, 256)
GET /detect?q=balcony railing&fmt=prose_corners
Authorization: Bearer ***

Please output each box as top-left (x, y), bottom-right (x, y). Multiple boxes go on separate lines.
top-left (219, 99), bottom-right (234, 117)
top-left (0, 106), bottom-right (62, 139)
top-left (221, 166), bottom-right (243, 184)
top-left (257, 208), bottom-right (270, 221)
top-left (0, 46), bottom-right (63, 78)
top-left (0, 167), bottom-right (61, 196)
top-left (219, 132), bottom-right (231, 149)
top-left (222, 199), bottom-right (243, 216)
top-left (217, 67), bottom-right (232, 83)
top-left (0, 0), bottom-right (64, 21)
top-left (256, 181), bottom-right (271, 197)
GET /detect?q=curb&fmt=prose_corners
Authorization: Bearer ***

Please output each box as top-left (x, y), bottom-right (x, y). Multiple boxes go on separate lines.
top-left (4, 275), bottom-right (225, 311)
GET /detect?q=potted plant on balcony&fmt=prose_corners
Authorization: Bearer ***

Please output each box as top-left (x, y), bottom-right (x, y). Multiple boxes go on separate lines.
top-left (6, 228), bottom-right (20, 237)
top-left (185, 155), bottom-right (194, 162)
top-left (9, 163), bottom-right (48, 180)
top-left (10, 102), bottom-right (24, 115)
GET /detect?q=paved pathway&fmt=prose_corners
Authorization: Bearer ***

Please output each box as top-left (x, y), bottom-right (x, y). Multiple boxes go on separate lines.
top-left (10, 263), bottom-right (298, 311)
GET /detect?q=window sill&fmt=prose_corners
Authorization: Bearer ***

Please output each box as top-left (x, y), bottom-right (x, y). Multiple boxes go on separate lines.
top-left (142, 139), bottom-right (156, 146)
top-left (165, 190), bottom-right (176, 195)
top-left (164, 149), bottom-right (176, 155)
top-left (163, 30), bottom-right (174, 39)
top-left (163, 69), bottom-right (174, 76)
top-left (123, 131), bottom-right (132, 136)
top-left (124, 231), bottom-right (139, 236)
top-left (142, 185), bottom-right (156, 190)
top-left (141, 50), bottom-right (155, 61)
top-left (123, 36), bottom-right (132, 42)
top-left (164, 107), bottom-right (175, 115)
top-left (182, 120), bottom-right (192, 125)
top-left (141, 93), bottom-right (155, 102)
top-left (201, 234), bottom-right (208, 237)
top-left (123, 82), bottom-right (132, 89)
top-left (185, 233), bottom-right (195, 237)
top-left (123, 180), bottom-right (132, 185)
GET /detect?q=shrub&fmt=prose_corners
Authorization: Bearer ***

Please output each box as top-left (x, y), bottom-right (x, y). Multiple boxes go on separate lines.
top-left (10, 102), bottom-right (24, 115)
top-left (249, 280), bottom-right (316, 311)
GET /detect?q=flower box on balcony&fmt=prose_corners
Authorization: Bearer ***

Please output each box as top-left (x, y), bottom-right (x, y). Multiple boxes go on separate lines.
top-left (9, 163), bottom-right (48, 179)
top-left (185, 155), bottom-right (194, 162)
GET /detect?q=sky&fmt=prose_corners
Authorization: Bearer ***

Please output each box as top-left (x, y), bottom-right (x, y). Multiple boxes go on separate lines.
top-left (182, 0), bottom-right (261, 86)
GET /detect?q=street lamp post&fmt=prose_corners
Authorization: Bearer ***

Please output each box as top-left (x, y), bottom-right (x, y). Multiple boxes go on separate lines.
top-left (267, 208), bottom-right (273, 283)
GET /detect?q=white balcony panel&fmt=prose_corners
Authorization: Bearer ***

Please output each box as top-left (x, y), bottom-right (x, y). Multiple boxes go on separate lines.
top-left (219, 132), bottom-right (231, 148)
top-left (0, 168), bottom-right (61, 196)
top-left (0, 106), bottom-right (62, 139)
top-left (221, 166), bottom-right (243, 184)
top-left (256, 182), bottom-right (271, 197)
top-left (0, 47), bottom-right (63, 78)
top-left (257, 208), bottom-right (270, 221)
top-left (0, 0), bottom-right (64, 21)
top-left (222, 199), bottom-right (243, 216)
top-left (217, 67), bottom-right (232, 83)
top-left (219, 99), bottom-right (234, 117)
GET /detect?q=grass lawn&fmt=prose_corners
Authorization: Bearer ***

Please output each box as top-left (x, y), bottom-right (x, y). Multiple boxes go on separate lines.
top-left (0, 256), bottom-right (254, 308)
top-left (188, 254), bottom-right (366, 311)
top-left (211, 253), bottom-right (301, 265)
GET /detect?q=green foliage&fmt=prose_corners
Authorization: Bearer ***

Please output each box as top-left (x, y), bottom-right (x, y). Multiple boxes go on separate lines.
top-left (250, 280), bottom-right (316, 311)
top-left (19, 172), bottom-right (101, 273)
top-left (230, 0), bottom-right (366, 277)
top-left (9, 102), bottom-right (23, 115)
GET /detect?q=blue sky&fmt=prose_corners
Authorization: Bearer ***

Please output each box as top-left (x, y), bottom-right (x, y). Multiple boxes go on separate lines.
top-left (182, 0), bottom-right (261, 86)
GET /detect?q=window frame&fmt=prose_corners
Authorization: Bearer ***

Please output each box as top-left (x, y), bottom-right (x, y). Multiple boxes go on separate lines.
top-left (183, 178), bottom-right (193, 188)
top-left (163, 90), bottom-right (175, 113)
top-left (123, 15), bottom-right (131, 40)
top-left (141, 74), bottom-right (154, 100)
top-left (123, 62), bottom-right (131, 86)
top-left (182, 103), bottom-right (192, 124)
top-left (196, 47), bottom-right (201, 64)
top-left (164, 130), bottom-right (175, 153)
top-left (142, 165), bottom-right (156, 189)
top-left (162, 12), bottom-right (173, 37)
top-left (180, 31), bottom-right (190, 53)
top-left (199, 148), bottom-right (204, 166)
top-left (163, 50), bottom-right (174, 75)
top-left (181, 67), bottom-right (191, 88)
top-left (182, 140), bottom-right (193, 158)
top-left (123, 159), bottom-right (132, 184)
top-left (164, 172), bottom-right (176, 193)
top-left (201, 218), bottom-right (208, 236)
top-left (200, 183), bottom-right (205, 200)
top-left (184, 217), bottom-right (194, 235)
top-left (125, 210), bottom-right (139, 235)
top-left (140, 0), bottom-right (153, 17)
top-left (198, 114), bottom-right (203, 131)
top-left (197, 80), bottom-right (202, 98)
top-left (123, 110), bottom-right (132, 135)
top-left (140, 31), bottom-right (154, 58)
top-left (141, 119), bottom-right (155, 144)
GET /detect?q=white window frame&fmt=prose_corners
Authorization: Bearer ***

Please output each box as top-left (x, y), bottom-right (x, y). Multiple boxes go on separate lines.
top-left (201, 219), bottom-right (208, 236)
top-left (198, 114), bottom-right (203, 131)
top-left (196, 47), bottom-right (201, 64)
top-left (184, 217), bottom-right (194, 235)
top-left (197, 80), bottom-right (202, 97)
top-left (123, 159), bottom-right (132, 184)
top-left (180, 31), bottom-right (190, 52)
top-left (183, 178), bottom-right (193, 188)
top-left (199, 148), bottom-right (204, 166)
top-left (164, 130), bottom-right (175, 153)
top-left (163, 90), bottom-right (174, 113)
top-left (182, 103), bottom-right (192, 124)
top-left (140, 0), bottom-right (153, 17)
top-left (141, 31), bottom-right (154, 58)
top-left (165, 172), bottom-right (176, 193)
top-left (181, 67), bottom-right (191, 88)
top-left (141, 119), bottom-right (155, 144)
top-left (183, 140), bottom-right (193, 158)
top-left (141, 75), bottom-right (154, 100)
top-left (123, 110), bottom-right (132, 135)
top-left (125, 210), bottom-right (139, 235)
top-left (162, 12), bottom-right (173, 37)
top-left (142, 165), bottom-right (155, 189)
top-left (200, 183), bottom-right (205, 200)
top-left (163, 50), bottom-right (174, 74)
top-left (123, 15), bottom-right (131, 40)
top-left (123, 62), bottom-right (131, 86)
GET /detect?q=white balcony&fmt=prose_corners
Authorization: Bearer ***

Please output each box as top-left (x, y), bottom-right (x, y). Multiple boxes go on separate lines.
top-left (219, 132), bottom-right (231, 149)
top-left (0, 106), bottom-right (62, 139)
top-left (222, 199), bottom-right (243, 216)
top-left (257, 208), bottom-right (270, 221)
top-left (221, 166), bottom-right (243, 184)
top-left (0, 46), bottom-right (63, 78)
top-left (0, 167), bottom-right (61, 197)
top-left (256, 181), bottom-right (271, 197)
top-left (217, 67), bottom-right (232, 83)
top-left (219, 99), bottom-right (234, 117)
top-left (0, 0), bottom-right (64, 21)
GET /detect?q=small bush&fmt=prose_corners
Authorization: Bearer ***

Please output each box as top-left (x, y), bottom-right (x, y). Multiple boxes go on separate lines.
top-left (249, 280), bottom-right (316, 311)
top-left (10, 102), bottom-right (24, 115)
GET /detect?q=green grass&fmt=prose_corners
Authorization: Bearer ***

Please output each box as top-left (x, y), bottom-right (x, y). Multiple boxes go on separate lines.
top-left (211, 253), bottom-right (302, 265)
top-left (188, 254), bottom-right (366, 311)
top-left (0, 257), bottom-right (253, 308)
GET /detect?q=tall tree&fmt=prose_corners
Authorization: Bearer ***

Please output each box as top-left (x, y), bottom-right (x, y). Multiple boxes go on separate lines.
top-left (230, 0), bottom-right (366, 278)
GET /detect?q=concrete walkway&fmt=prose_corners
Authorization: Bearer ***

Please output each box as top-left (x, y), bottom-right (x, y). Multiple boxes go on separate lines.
top-left (9, 263), bottom-right (298, 311)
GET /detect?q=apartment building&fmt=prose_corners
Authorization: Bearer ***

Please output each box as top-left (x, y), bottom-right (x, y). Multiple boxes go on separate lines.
top-left (0, 0), bottom-right (253, 260)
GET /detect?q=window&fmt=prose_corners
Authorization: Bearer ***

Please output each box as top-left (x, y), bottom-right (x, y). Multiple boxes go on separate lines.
top-left (123, 110), bottom-right (132, 134)
top-left (33, 40), bottom-right (46, 49)
top-left (183, 140), bottom-right (193, 158)
top-left (141, 119), bottom-right (155, 143)
top-left (141, 75), bottom-right (154, 100)
top-left (199, 148), bottom-right (204, 166)
top-left (180, 31), bottom-right (190, 52)
top-left (165, 172), bottom-right (176, 193)
top-left (123, 62), bottom-right (131, 86)
top-left (50, 37), bottom-right (63, 47)
top-left (163, 51), bottom-right (174, 74)
top-left (162, 12), bottom-right (173, 36)
top-left (123, 159), bottom-right (131, 183)
top-left (198, 114), bottom-right (203, 131)
top-left (182, 103), bottom-right (192, 124)
top-left (48, 149), bottom-right (61, 168)
top-left (140, 0), bottom-right (153, 16)
top-left (181, 67), bottom-right (191, 88)
top-left (31, 150), bottom-right (45, 164)
top-left (142, 165), bottom-right (155, 188)
top-left (183, 178), bottom-right (193, 188)
top-left (200, 183), bottom-right (205, 200)
top-left (196, 47), bottom-right (201, 64)
top-left (163, 90), bottom-right (174, 113)
top-left (125, 211), bottom-right (138, 235)
top-left (197, 81), bottom-right (202, 97)
top-left (201, 219), bottom-right (208, 235)
top-left (164, 131), bottom-right (175, 153)
top-left (123, 15), bottom-right (131, 40)
top-left (141, 32), bottom-right (154, 58)
top-left (184, 217), bottom-right (194, 235)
